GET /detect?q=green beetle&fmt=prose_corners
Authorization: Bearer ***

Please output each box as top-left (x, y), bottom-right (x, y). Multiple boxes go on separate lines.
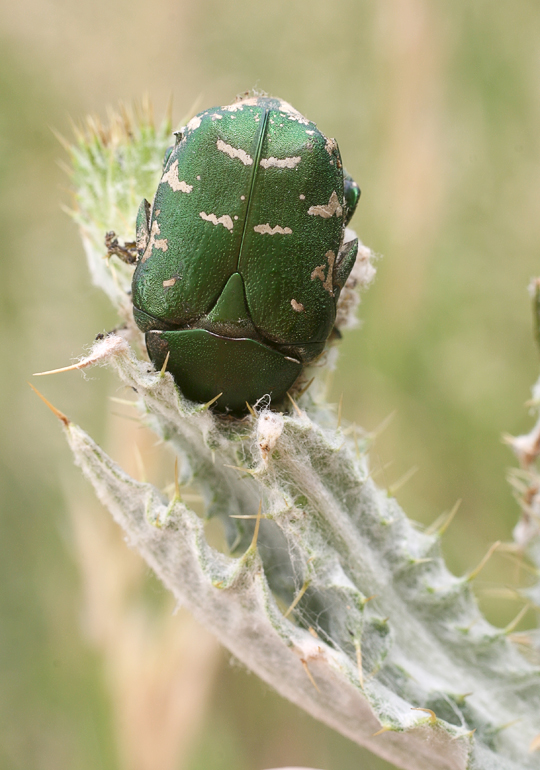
top-left (131, 95), bottom-right (361, 414)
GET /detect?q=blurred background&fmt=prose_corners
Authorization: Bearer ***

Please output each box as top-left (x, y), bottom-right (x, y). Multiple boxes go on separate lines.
top-left (2, 1), bottom-right (540, 768)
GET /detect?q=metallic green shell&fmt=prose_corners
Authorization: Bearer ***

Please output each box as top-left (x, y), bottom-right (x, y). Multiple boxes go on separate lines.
top-left (131, 95), bottom-right (360, 412)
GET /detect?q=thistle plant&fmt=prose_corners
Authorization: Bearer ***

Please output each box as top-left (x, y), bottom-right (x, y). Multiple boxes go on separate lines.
top-left (36, 101), bottom-right (540, 770)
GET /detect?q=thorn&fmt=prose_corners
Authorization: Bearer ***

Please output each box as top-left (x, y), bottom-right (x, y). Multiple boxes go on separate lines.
top-left (353, 424), bottom-right (361, 459)
top-left (308, 626), bottom-right (318, 638)
top-left (28, 382), bottom-right (70, 426)
top-left (337, 393), bottom-right (343, 429)
top-left (494, 718), bottom-right (522, 733)
top-left (369, 410), bottom-right (396, 441)
top-left (466, 541), bottom-right (501, 581)
top-left (227, 526), bottom-right (243, 553)
top-left (411, 707), bottom-right (437, 723)
top-left (109, 397), bottom-right (138, 407)
top-left (362, 594), bottom-right (377, 606)
top-left (370, 458), bottom-right (393, 482)
top-left (460, 616), bottom-right (480, 633)
top-left (438, 499), bottom-right (462, 536)
top-left (202, 392), bottom-right (222, 410)
top-left (454, 692), bottom-right (472, 705)
top-left (173, 457), bottom-right (181, 501)
top-left (223, 464), bottom-right (258, 476)
top-left (389, 465), bottom-right (419, 496)
top-left (451, 728), bottom-right (476, 741)
top-left (499, 551), bottom-right (539, 577)
top-left (504, 603), bottom-right (530, 635)
top-left (165, 92), bottom-right (174, 130)
top-left (250, 500), bottom-right (263, 550)
top-left (300, 659), bottom-right (320, 692)
top-left (372, 726), bottom-right (392, 737)
top-left (530, 733), bottom-right (540, 752)
top-left (164, 484), bottom-right (200, 502)
top-left (284, 579), bottom-right (311, 619)
top-left (159, 351), bottom-right (170, 376)
top-left (178, 92), bottom-right (205, 130)
top-left (230, 513), bottom-right (268, 519)
top-left (34, 334), bottom-right (127, 376)
top-left (509, 632), bottom-right (533, 647)
top-left (50, 125), bottom-right (71, 153)
top-left (425, 499), bottom-right (461, 537)
top-left (68, 115), bottom-right (83, 142)
top-left (476, 586), bottom-right (522, 601)
top-left (33, 362), bottom-right (87, 376)
top-left (503, 419), bottom-right (540, 469)
top-left (287, 391), bottom-right (302, 417)
top-left (296, 376), bottom-right (315, 399)
top-left (133, 444), bottom-right (146, 483)
top-left (110, 411), bottom-right (141, 423)
top-left (245, 401), bottom-right (256, 417)
top-left (354, 638), bottom-right (364, 688)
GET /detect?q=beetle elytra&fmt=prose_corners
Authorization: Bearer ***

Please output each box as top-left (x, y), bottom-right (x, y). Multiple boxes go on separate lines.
top-left (131, 95), bottom-right (361, 414)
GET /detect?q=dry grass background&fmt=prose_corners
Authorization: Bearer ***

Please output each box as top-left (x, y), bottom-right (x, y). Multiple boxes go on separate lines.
top-left (2, 1), bottom-right (540, 768)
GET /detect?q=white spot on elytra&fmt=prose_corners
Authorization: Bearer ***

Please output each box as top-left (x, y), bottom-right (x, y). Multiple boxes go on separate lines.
top-left (141, 220), bottom-right (168, 262)
top-left (136, 224), bottom-right (149, 254)
top-left (277, 99), bottom-right (310, 125)
top-left (260, 156), bottom-right (302, 169)
top-left (163, 277), bottom-right (177, 288)
top-left (299, 194), bottom-right (305, 200)
top-left (307, 191), bottom-right (343, 219)
top-left (234, 215), bottom-right (238, 220)
top-left (199, 212), bottom-right (234, 231)
top-left (325, 137), bottom-right (338, 155)
top-left (311, 250), bottom-right (336, 295)
top-left (211, 113), bottom-right (223, 120)
top-left (161, 160), bottom-right (193, 193)
top-left (187, 115), bottom-right (202, 131)
top-left (240, 195), bottom-right (246, 201)
top-left (291, 298), bottom-right (305, 312)
top-left (306, 130), bottom-right (315, 135)
top-left (197, 175), bottom-right (201, 180)
top-left (216, 139), bottom-right (253, 165)
top-left (253, 223), bottom-right (292, 235)
top-left (221, 98), bottom-right (258, 112)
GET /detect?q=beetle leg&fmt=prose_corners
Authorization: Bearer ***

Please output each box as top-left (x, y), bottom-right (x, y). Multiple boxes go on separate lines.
top-left (135, 198), bottom-right (152, 259)
top-left (334, 238), bottom-right (359, 291)
top-left (104, 231), bottom-right (138, 264)
top-left (343, 170), bottom-right (361, 226)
